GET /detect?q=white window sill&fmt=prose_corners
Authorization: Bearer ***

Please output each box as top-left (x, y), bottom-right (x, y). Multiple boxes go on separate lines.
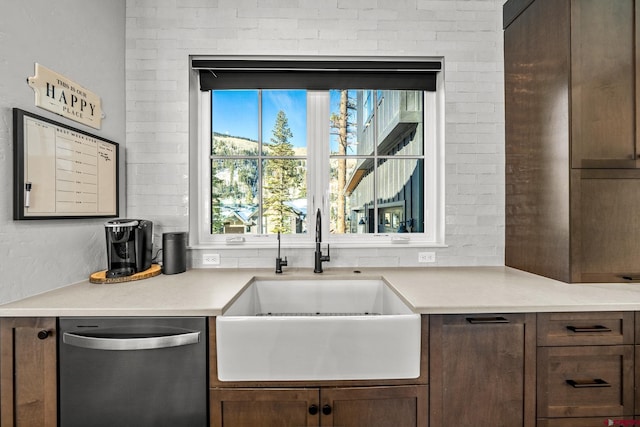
top-left (188, 241), bottom-right (448, 250)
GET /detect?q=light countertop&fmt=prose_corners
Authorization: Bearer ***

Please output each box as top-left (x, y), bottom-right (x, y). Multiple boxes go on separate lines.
top-left (1, 266), bottom-right (640, 317)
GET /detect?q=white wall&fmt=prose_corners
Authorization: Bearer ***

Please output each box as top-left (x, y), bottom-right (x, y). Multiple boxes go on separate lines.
top-left (126, 0), bottom-right (506, 269)
top-left (0, 1), bottom-right (126, 303)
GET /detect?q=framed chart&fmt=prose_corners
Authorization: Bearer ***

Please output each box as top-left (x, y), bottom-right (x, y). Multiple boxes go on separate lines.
top-left (13, 108), bottom-right (119, 220)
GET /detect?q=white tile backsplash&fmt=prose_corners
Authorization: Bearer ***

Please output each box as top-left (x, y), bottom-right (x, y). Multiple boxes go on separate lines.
top-left (126, 0), bottom-right (506, 268)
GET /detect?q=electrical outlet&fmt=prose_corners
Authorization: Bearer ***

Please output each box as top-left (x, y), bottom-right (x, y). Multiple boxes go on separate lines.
top-left (418, 252), bottom-right (436, 263)
top-left (202, 253), bottom-right (220, 266)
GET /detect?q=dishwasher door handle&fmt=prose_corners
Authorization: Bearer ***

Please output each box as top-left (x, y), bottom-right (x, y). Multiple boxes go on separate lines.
top-left (63, 331), bottom-right (201, 351)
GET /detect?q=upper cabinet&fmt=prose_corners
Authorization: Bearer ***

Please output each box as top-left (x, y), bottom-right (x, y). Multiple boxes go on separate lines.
top-left (505, 0), bottom-right (639, 169)
top-left (571, 0), bottom-right (638, 168)
top-left (505, 0), bottom-right (640, 282)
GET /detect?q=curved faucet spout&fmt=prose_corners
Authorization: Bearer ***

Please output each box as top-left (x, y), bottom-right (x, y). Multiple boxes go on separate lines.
top-left (315, 208), bottom-right (322, 243)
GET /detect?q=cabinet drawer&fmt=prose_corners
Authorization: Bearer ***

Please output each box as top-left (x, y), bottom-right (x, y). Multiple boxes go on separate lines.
top-left (537, 418), bottom-right (627, 427)
top-left (537, 346), bottom-right (634, 418)
top-left (537, 312), bottom-right (633, 346)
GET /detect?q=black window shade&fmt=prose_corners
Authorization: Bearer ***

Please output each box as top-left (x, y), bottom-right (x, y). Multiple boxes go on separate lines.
top-left (193, 58), bottom-right (441, 91)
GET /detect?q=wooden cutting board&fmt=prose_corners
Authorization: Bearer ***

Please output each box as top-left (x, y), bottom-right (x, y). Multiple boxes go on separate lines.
top-left (90, 264), bottom-right (161, 284)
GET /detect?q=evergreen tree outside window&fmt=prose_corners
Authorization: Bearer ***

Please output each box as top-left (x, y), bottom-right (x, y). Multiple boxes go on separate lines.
top-left (210, 90), bottom-right (307, 235)
top-left (263, 110), bottom-right (304, 234)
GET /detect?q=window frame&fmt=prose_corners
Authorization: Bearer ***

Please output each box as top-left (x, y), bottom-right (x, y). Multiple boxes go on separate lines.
top-left (189, 56), bottom-right (445, 249)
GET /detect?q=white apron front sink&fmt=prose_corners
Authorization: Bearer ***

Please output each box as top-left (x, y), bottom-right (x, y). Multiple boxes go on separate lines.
top-left (216, 278), bottom-right (421, 381)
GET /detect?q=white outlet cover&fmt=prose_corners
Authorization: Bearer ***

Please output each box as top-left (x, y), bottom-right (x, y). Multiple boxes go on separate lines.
top-left (203, 253), bottom-right (220, 265)
top-left (418, 252), bottom-right (436, 263)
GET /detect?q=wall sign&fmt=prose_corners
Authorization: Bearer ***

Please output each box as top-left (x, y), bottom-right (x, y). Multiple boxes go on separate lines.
top-left (13, 108), bottom-right (119, 220)
top-left (27, 63), bottom-right (103, 129)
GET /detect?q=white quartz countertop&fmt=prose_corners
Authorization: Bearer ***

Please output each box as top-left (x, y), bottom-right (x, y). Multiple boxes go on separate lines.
top-left (2, 266), bottom-right (640, 316)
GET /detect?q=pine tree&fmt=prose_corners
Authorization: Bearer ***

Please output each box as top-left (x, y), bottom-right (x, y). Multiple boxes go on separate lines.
top-left (263, 110), bottom-right (301, 234)
top-left (211, 159), bottom-right (225, 234)
top-left (330, 90), bottom-right (356, 233)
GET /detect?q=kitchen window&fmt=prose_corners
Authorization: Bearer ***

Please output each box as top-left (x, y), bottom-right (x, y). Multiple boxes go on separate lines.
top-left (190, 57), bottom-right (444, 247)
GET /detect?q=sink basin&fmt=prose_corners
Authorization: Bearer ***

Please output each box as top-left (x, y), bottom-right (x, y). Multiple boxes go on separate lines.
top-left (216, 278), bottom-right (421, 381)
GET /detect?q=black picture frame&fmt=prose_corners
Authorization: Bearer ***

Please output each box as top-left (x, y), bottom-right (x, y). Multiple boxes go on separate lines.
top-left (13, 108), bottom-right (119, 220)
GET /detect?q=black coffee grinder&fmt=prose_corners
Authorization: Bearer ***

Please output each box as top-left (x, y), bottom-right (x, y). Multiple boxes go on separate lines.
top-left (104, 219), bottom-right (153, 278)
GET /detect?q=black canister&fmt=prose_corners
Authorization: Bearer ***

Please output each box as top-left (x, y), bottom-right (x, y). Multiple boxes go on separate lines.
top-left (162, 232), bottom-right (187, 274)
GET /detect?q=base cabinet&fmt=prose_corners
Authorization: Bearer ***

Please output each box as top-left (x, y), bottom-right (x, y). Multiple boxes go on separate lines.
top-left (210, 385), bottom-right (428, 427)
top-left (2, 312), bottom-right (640, 426)
top-left (537, 418), bottom-right (631, 427)
top-left (0, 317), bottom-right (57, 427)
top-left (537, 312), bottom-right (635, 425)
top-left (429, 313), bottom-right (536, 427)
top-left (636, 312), bottom-right (640, 417)
top-left (210, 388), bottom-right (317, 427)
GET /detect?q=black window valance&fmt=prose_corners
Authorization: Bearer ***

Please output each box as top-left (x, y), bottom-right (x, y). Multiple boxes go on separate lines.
top-left (192, 58), bottom-right (442, 91)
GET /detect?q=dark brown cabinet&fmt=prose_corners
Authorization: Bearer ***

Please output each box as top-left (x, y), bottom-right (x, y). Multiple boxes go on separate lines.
top-left (210, 385), bottom-right (428, 427)
top-left (572, 171), bottom-right (640, 282)
top-left (210, 388), bottom-right (318, 427)
top-left (0, 317), bottom-right (57, 427)
top-left (322, 386), bottom-right (427, 427)
top-left (537, 345), bottom-right (634, 418)
top-left (4, 311), bottom-right (640, 426)
top-left (636, 312), bottom-right (640, 416)
top-left (537, 312), bottom-right (635, 424)
top-left (505, 0), bottom-right (640, 282)
top-left (537, 312), bottom-right (634, 347)
top-left (569, 0), bottom-right (637, 169)
top-left (429, 313), bottom-right (536, 427)
top-left (506, 0), bottom-right (638, 169)
top-left (537, 418), bottom-right (630, 427)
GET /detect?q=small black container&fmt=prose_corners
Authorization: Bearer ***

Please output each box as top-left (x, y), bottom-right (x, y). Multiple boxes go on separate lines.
top-left (162, 232), bottom-right (187, 275)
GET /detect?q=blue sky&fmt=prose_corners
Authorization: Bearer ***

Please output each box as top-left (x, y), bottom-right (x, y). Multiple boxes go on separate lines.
top-left (212, 90), bottom-right (307, 149)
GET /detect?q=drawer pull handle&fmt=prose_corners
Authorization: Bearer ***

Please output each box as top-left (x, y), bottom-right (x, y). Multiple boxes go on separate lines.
top-left (566, 379), bottom-right (611, 388)
top-left (566, 325), bottom-right (612, 333)
top-left (466, 316), bottom-right (509, 324)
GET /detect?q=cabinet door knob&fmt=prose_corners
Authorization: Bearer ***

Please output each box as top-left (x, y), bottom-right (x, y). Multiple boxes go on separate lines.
top-left (37, 330), bottom-right (50, 340)
top-left (322, 404), bottom-right (332, 415)
top-left (308, 405), bottom-right (318, 415)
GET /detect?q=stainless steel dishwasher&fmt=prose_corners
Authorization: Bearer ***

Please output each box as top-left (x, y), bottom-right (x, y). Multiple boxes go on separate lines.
top-left (59, 317), bottom-right (207, 427)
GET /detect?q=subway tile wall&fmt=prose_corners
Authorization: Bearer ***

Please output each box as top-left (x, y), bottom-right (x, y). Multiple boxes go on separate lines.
top-left (125, 0), bottom-right (505, 269)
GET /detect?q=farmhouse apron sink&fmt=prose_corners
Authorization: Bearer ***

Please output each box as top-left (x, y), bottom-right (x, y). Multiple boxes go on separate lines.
top-left (216, 278), bottom-right (421, 381)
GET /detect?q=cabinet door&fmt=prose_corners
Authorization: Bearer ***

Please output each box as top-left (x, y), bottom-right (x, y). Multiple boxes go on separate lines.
top-left (571, 0), bottom-right (636, 168)
top-left (321, 385), bottom-right (427, 427)
top-left (429, 313), bottom-right (536, 427)
top-left (572, 171), bottom-right (640, 282)
top-left (0, 317), bottom-right (57, 427)
top-left (210, 388), bottom-right (318, 427)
